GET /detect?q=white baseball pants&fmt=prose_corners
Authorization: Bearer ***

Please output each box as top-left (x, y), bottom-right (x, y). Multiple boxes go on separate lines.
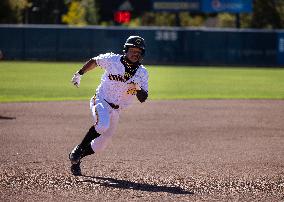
top-left (89, 96), bottom-right (120, 152)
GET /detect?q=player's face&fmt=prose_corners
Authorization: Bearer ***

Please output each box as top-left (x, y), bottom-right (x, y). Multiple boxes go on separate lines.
top-left (126, 47), bottom-right (142, 63)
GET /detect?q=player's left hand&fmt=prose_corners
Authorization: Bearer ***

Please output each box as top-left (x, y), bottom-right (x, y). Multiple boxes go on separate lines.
top-left (71, 72), bottom-right (82, 87)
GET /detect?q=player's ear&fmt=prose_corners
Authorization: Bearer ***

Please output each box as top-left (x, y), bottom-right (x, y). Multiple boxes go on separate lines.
top-left (123, 46), bottom-right (128, 55)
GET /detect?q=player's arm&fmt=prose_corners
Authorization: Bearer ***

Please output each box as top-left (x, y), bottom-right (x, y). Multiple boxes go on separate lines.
top-left (135, 70), bottom-right (149, 103)
top-left (78, 58), bottom-right (98, 75)
top-left (126, 83), bottom-right (148, 103)
top-left (71, 59), bottom-right (98, 87)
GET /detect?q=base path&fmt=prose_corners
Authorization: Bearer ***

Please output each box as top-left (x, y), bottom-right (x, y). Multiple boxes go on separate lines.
top-left (0, 100), bottom-right (283, 201)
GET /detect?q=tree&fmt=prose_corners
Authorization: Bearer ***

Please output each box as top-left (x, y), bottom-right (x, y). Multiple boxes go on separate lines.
top-left (0, 0), bottom-right (15, 23)
top-left (251, 0), bottom-right (282, 29)
top-left (217, 13), bottom-right (235, 27)
top-left (84, 0), bottom-right (99, 25)
top-left (62, 0), bottom-right (99, 25)
top-left (62, 1), bottom-right (86, 25)
top-left (0, 0), bottom-right (29, 23)
top-left (179, 12), bottom-right (205, 27)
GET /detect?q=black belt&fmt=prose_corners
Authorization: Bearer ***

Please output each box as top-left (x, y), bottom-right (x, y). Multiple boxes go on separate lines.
top-left (104, 99), bottom-right (119, 109)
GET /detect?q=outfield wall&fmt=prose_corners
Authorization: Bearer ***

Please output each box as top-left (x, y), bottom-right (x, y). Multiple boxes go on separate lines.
top-left (0, 25), bottom-right (283, 66)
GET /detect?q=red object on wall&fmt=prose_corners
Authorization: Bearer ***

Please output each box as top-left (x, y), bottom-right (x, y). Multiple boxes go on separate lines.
top-left (114, 11), bottom-right (131, 23)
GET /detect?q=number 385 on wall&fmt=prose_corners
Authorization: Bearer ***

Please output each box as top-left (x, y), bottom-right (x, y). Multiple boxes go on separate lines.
top-left (155, 31), bottom-right (178, 41)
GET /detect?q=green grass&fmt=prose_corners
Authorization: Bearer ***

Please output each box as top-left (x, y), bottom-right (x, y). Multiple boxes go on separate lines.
top-left (151, 66), bottom-right (284, 99)
top-left (0, 61), bottom-right (284, 102)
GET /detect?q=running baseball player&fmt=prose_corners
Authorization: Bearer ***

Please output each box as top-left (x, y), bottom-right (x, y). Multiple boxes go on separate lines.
top-left (69, 36), bottom-right (149, 176)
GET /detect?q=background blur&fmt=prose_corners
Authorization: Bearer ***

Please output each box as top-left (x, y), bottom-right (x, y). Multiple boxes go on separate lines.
top-left (0, 0), bottom-right (284, 66)
top-left (1, 0), bottom-right (284, 28)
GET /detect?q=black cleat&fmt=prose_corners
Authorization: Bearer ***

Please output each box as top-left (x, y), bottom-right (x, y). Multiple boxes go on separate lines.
top-left (69, 145), bottom-right (83, 165)
top-left (71, 161), bottom-right (82, 176)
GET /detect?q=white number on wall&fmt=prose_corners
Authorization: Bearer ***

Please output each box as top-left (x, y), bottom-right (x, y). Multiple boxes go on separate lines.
top-left (279, 38), bottom-right (284, 52)
top-left (155, 31), bottom-right (178, 41)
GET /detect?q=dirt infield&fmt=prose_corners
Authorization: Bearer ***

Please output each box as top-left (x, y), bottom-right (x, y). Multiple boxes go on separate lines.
top-left (0, 100), bottom-right (284, 201)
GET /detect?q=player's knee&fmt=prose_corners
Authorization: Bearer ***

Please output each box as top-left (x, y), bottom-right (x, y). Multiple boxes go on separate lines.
top-left (95, 120), bottom-right (110, 134)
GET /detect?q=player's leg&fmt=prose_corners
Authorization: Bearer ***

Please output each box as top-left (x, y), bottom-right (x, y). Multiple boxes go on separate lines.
top-left (90, 109), bottom-right (119, 152)
top-left (69, 126), bottom-right (100, 164)
top-left (69, 133), bottom-right (97, 176)
top-left (69, 97), bottom-right (110, 161)
top-left (69, 97), bottom-right (111, 175)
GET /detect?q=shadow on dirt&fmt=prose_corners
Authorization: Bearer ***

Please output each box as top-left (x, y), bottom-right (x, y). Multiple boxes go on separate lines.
top-left (0, 115), bottom-right (16, 120)
top-left (81, 176), bottom-right (193, 195)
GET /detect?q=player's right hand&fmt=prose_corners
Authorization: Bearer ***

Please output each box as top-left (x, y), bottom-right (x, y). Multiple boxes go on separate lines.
top-left (71, 72), bottom-right (82, 88)
top-left (126, 82), bottom-right (141, 95)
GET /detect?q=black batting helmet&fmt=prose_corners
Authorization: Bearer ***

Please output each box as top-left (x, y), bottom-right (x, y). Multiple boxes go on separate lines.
top-left (123, 36), bottom-right (146, 55)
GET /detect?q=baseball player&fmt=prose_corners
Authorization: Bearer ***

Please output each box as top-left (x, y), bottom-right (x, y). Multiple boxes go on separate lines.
top-left (69, 36), bottom-right (149, 176)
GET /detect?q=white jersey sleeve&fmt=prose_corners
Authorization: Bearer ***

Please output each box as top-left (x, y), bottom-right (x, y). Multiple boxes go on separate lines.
top-left (93, 52), bottom-right (120, 71)
top-left (132, 65), bottom-right (148, 92)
